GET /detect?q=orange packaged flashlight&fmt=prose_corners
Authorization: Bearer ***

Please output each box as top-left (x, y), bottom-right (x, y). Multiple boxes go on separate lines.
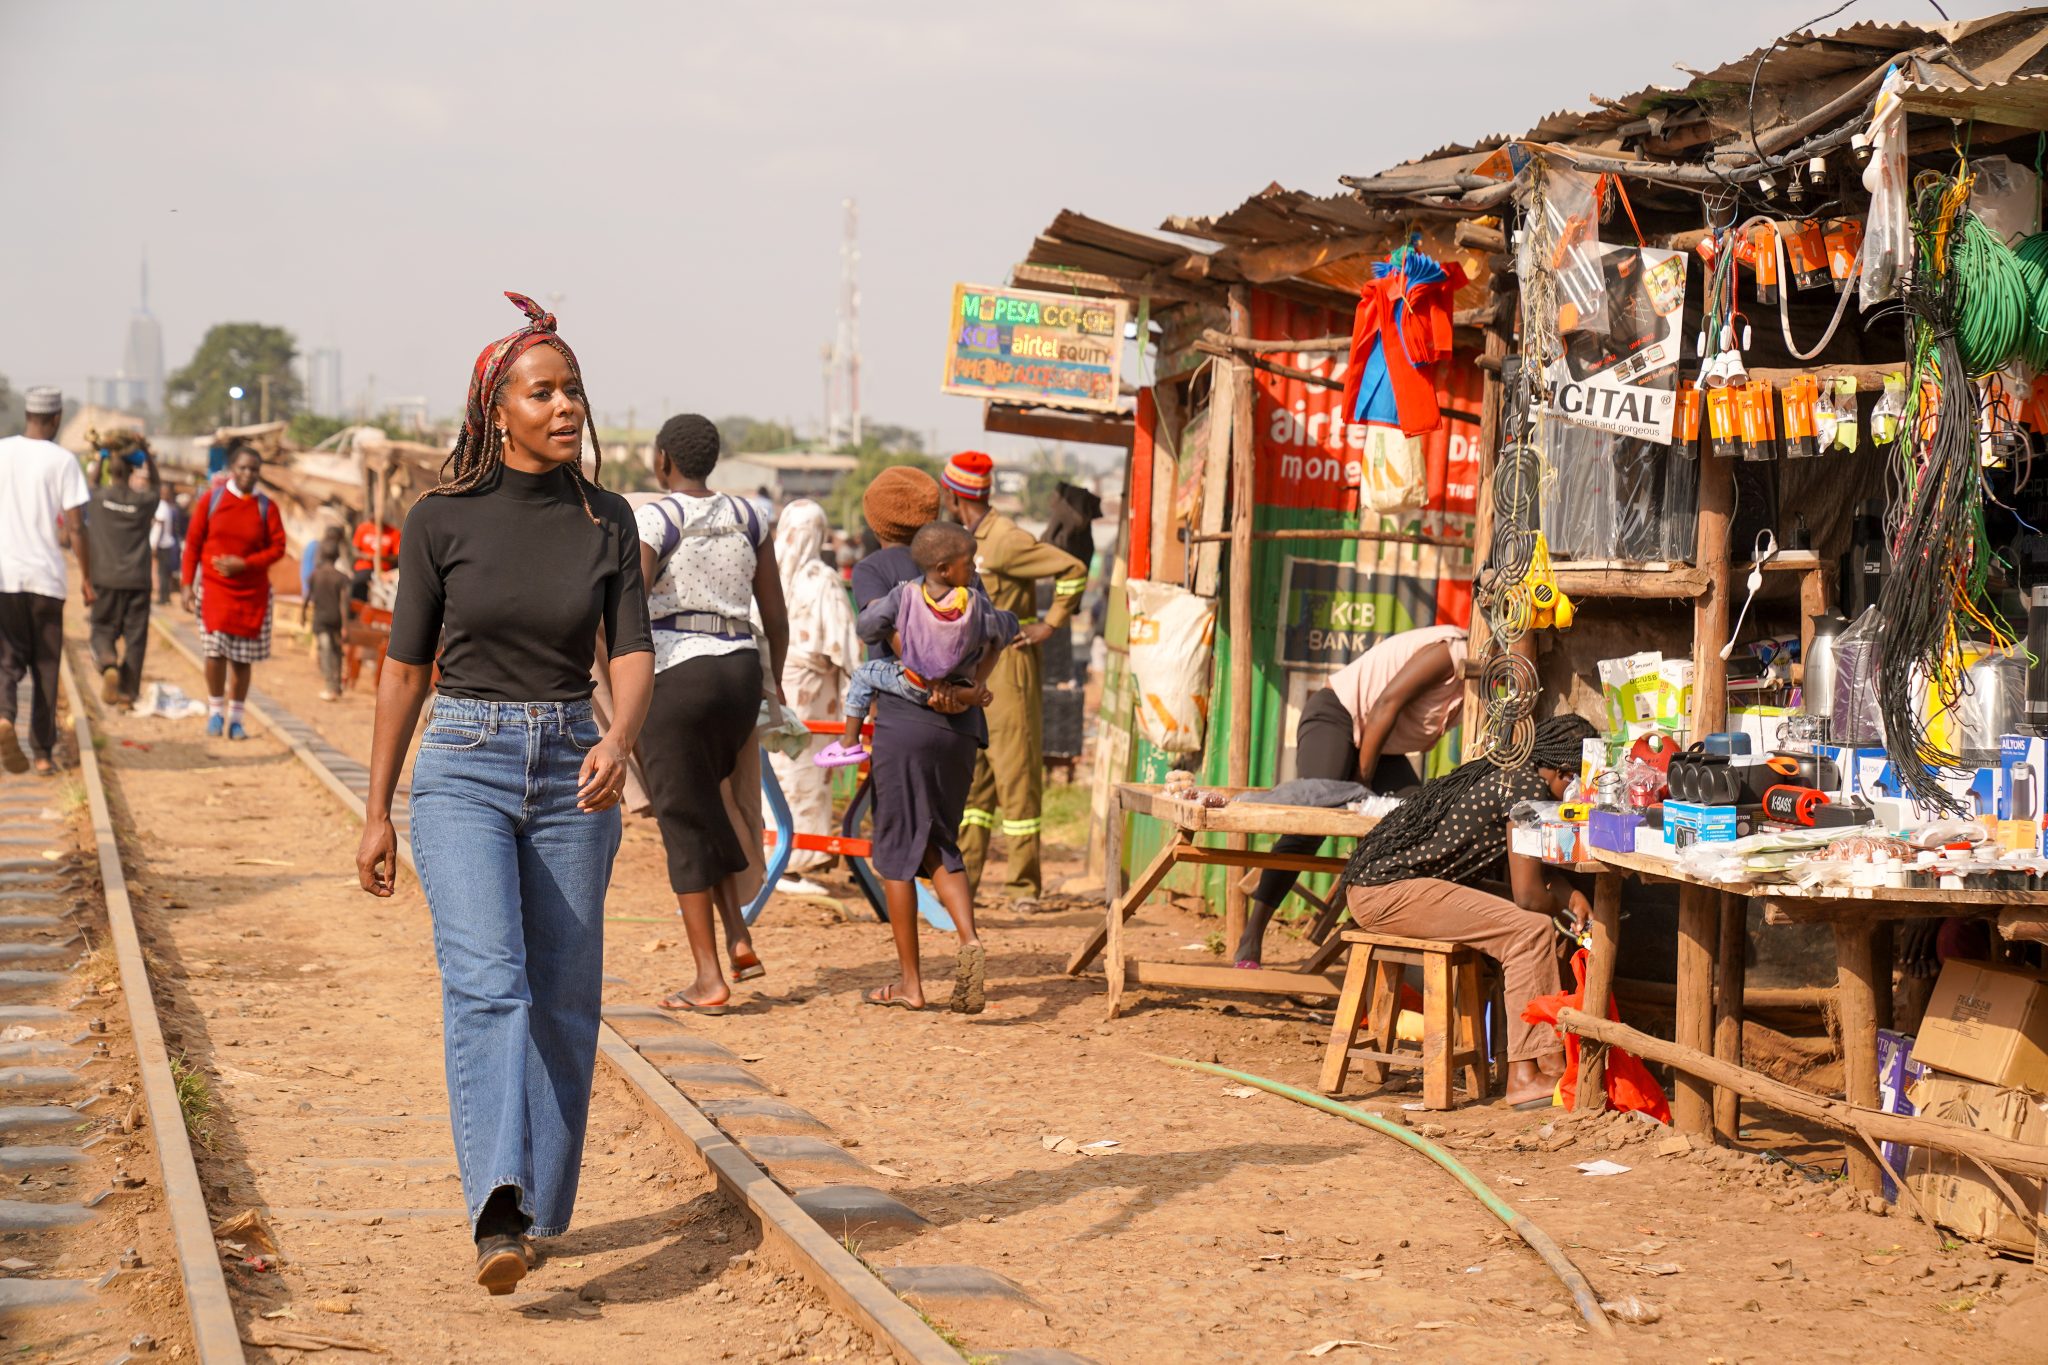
top-left (1677, 386), bottom-right (1703, 449)
top-left (1739, 380), bottom-right (1778, 460)
top-left (1707, 385), bottom-right (1742, 460)
top-left (1786, 219), bottom-right (1830, 291)
top-left (1751, 223), bottom-right (1780, 304)
top-left (1780, 375), bottom-right (1818, 458)
top-left (1825, 219), bottom-right (1863, 292)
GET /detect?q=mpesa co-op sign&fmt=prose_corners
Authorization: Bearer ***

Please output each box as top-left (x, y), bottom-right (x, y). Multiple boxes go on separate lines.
top-left (943, 283), bottom-right (1128, 414)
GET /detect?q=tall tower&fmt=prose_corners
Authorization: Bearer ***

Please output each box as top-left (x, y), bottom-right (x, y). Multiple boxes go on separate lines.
top-left (825, 199), bottom-right (861, 450)
top-left (122, 253), bottom-right (166, 415)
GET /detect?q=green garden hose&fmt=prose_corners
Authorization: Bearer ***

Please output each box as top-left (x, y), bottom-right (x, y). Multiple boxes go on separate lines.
top-left (1156, 1055), bottom-right (1615, 1339)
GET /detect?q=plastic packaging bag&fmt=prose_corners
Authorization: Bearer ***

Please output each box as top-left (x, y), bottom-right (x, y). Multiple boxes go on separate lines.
top-left (1126, 579), bottom-right (1217, 754)
top-left (1859, 66), bottom-right (1910, 309)
top-left (1830, 606), bottom-right (1885, 744)
top-left (1358, 425), bottom-right (1427, 513)
top-left (1519, 164), bottom-right (1607, 336)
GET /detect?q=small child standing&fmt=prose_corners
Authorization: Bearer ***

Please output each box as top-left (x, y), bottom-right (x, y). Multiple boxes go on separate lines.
top-left (818, 521), bottom-right (1016, 767)
top-left (305, 532), bottom-right (353, 701)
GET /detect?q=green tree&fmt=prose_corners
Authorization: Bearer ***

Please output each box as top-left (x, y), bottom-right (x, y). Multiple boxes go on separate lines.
top-left (0, 372), bottom-right (20, 437)
top-left (860, 422), bottom-right (925, 455)
top-left (165, 323), bottom-right (304, 434)
top-left (824, 445), bottom-right (939, 534)
top-left (287, 411), bottom-right (352, 447)
top-left (716, 415), bottom-right (798, 453)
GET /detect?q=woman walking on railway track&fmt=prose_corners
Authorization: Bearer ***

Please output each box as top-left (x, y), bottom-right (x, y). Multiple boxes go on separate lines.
top-left (180, 442), bottom-right (286, 740)
top-left (852, 466), bottom-right (993, 1012)
top-left (355, 293), bottom-right (653, 1296)
top-left (638, 414), bottom-right (789, 1014)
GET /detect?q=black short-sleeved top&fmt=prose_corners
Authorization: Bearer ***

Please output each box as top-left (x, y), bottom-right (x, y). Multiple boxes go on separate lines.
top-left (387, 465), bottom-right (652, 703)
top-left (1344, 765), bottom-right (1553, 889)
top-left (88, 481), bottom-right (161, 590)
top-left (852, 544), bottom-right (987, 747)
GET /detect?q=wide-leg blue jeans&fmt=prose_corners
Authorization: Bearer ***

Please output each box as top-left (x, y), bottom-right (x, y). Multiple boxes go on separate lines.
top-left (409, 696), bottom-right (619, 1238)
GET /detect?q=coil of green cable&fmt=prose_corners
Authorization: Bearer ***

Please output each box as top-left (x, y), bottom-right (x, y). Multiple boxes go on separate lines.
top-left (2014, 231), bottom-right (2048, 372)
top-left (1951, 212), bottom-right (2030, 376)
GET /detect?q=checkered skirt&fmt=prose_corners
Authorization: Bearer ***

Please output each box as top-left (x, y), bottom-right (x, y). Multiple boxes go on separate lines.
top-left (194, 582), bottom-right (272, 663)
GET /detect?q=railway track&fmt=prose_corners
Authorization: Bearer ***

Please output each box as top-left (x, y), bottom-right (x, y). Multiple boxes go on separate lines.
top-left (137, 616), bottom-right (1086, 1364)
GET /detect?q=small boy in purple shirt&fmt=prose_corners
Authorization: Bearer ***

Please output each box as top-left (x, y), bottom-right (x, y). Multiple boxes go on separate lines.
top-left (817, 522), bottom-right (1017, 767)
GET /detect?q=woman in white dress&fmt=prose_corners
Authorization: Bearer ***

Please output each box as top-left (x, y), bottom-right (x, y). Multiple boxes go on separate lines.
top-left (767, 499), bottom-right (860, 893)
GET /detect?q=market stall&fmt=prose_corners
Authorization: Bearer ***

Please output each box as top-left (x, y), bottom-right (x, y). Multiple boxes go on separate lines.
top-left (1000, 7), bottom-right (2048, 1256)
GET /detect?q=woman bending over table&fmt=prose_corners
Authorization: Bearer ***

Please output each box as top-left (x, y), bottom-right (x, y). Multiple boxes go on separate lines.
top-left (1335, 713), bottom-right (1595, 1109)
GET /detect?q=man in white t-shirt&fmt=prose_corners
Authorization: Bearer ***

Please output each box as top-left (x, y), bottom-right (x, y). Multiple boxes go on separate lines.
top-left (0, 387), bottom-right (94, 775)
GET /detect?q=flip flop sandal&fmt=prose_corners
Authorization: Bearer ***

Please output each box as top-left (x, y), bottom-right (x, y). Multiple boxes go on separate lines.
top-left (814, 740), bottom-right (869, 769)
top-left (864, 985), bottom-right (923, 1010)
top-left (1511, 1094), bottom-right (1558, 1111)
top-left (657, 991), bottom-right (731, 1015)
top-left (949, 943), bottom-right (987, 1015)
top-left (32, 759), bottom-right (57, 778)
top-left (730, 952), bottom-right (766, 982)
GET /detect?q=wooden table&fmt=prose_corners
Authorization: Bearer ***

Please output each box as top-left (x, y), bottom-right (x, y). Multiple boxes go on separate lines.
top-left (1066, 783), bottom-right (1379, 1018)
top-left (1582, 846), bottom-right (2048, 1192)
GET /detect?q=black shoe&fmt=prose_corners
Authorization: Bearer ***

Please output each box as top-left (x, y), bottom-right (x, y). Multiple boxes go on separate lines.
top-left (475, 1234), bottom-right (527, 1296)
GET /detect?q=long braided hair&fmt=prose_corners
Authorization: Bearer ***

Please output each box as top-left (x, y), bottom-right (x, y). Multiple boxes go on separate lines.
top-left (1339, 713), bottom-right (1597, 889)
top-left (427, 291), bottom-right (606, 525)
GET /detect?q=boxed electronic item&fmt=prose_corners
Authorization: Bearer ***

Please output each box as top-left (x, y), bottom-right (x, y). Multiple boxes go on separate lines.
top-left (1912, 958), bottom-right (2048, 1093)
top-left (1587, 809), bottom-right (1644, 855)
top-left (1871, 762), bottom-right (1999, 819)
top-left (1998, 734), bottom-right (2047, 855)
top-left (1814, 743), bottom-right (1889, 801)
top-left (1875, 1029), bottom-right (1926, 1203)
top-left (1598, 653), bottom-right (1691, 740)
top-left (1904, 1072), bottom-right (2048, 1257)
top-left (1663, 800), bottom-right (1741, 850)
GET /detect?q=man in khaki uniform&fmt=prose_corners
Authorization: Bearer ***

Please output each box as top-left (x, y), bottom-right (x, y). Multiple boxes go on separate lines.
top-left (939, 451), bottom-right (1087, 905)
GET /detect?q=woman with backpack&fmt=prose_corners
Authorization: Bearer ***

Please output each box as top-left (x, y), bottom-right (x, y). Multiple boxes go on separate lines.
top-left (638, 414), bottom-right (789, 1014)
top-left (180, 443), bottom-right (286, 739)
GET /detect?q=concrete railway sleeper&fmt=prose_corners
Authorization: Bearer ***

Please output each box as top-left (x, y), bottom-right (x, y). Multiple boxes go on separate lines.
top-left (146, 614), bottom-right (1090, 1364)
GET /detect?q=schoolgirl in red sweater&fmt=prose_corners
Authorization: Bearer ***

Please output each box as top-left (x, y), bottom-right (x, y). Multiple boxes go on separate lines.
top-left (180, 445), bottom-right (285, 738)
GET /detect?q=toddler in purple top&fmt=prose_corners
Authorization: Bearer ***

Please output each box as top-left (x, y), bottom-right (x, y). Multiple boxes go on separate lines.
top-left (817, 522), bottom-right (1017, 767)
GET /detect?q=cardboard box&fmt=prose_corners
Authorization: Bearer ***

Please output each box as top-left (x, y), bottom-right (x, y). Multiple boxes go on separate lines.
top-left (1871, 762), bottom-right (1999, 819)
top-left (1729, 705), bottom-right (1795, 758)
top-left (1663, 800), bottom-right (1741, 851)
top-left (1597, 652), bottom-right (1689, 740)
top-left (1904, 1072), bottom-right (2048, 1257)
top-left (1913, 959), bottom-right (2048, 1093)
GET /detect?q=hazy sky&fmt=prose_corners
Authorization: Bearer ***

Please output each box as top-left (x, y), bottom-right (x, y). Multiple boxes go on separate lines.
top-left (0, 0), bottom-right (2004, 457)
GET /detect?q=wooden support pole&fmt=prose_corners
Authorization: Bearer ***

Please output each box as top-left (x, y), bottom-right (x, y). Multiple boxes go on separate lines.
top-left (1461, 326), bottom-right (1508, 759)
top-left (1575, 871), bottom-right (1624, 1112)
top-left (1690, 447), bottom-right (1736, 739)
top-left (1674, 884), bottom-right (1720, 1136)
top-left (1554, 1007), bottom-right (2048, 1182)
top-left (1833, 921), bottom-right (1884, 1192)
top-left (1713, 891), bottom-right (1747, 1142)
top-left (1224, 286), bottom-right (1257, 955)
top-left (1453, 219), bottom-right (1507, 253)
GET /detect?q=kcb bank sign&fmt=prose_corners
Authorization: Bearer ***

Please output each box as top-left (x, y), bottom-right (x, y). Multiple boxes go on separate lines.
top-left (1277, 557), bottom-right (1439, 669)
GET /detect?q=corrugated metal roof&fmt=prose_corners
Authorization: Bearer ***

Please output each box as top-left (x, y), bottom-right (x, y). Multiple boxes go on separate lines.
top-left (1355, 8), bottom-right (2048, 189)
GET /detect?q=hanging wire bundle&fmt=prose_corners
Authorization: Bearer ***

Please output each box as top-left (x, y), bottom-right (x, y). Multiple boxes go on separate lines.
top-left (1945, 206), bottom-right (2030, 375)
top-left (2011, 230), bottom-right (2048, 372)
top-left (1470, 162), bottom-right (1559, 769)
top-left (1874, 170), bottom-right (2020, 811)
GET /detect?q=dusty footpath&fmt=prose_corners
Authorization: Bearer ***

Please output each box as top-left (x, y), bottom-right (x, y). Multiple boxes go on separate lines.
top-left (84, 613), bottom-right (2048, 1362)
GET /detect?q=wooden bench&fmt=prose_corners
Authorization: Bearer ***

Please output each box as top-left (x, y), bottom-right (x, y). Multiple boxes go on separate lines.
top-left (1319, 930), bottom-right (1506, 1110)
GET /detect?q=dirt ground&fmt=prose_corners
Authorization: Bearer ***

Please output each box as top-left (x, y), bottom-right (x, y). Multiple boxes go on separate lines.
top-left (99, 607), bottom-right (2048, 1361)
top-left (78, 605), bottom-right (881, 1365)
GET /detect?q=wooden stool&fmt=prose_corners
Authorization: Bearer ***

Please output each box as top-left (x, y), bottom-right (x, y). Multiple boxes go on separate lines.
top-left (1318, 930), bottom-right (1507, 1109)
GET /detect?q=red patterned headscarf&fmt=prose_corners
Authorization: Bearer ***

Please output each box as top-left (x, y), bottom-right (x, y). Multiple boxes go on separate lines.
top-left (464, 291), bottom-right (587, 446)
